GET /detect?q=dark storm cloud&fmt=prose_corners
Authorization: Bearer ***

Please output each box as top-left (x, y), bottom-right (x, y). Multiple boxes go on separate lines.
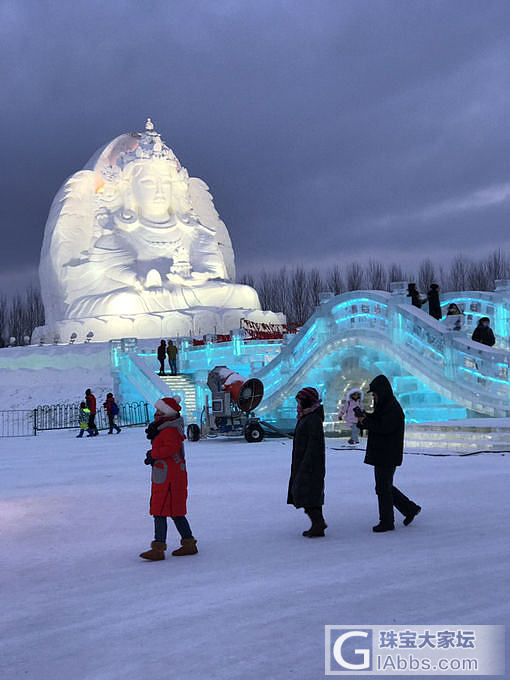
top-left (1, 0), bottom-right (510, 293)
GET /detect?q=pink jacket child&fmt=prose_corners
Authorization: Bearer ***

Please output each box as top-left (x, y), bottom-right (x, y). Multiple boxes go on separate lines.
top-left (338, 388), bottom-right (364, 444)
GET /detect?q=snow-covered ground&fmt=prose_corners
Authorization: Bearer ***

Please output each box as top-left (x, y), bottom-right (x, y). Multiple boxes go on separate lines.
top-left (1, 429), bottom-right (508, 679)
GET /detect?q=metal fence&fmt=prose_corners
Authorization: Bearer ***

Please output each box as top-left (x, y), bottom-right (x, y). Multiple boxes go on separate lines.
top-left (0, 410), bottom-right (35, 437)
top-left (0, 401), bottom-right (151, 437)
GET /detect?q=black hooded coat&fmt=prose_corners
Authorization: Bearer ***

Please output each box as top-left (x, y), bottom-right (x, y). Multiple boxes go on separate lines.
top-left (287, 407), bottom-right (325, 508)
top-left (471, 323), bottom-right (495, 347)
top-left (427, 287), bottom-right (442, 320)
top-left (363, 375), bottom-right (405, 467)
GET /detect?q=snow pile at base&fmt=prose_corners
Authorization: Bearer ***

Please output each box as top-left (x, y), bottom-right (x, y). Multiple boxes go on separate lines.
top-left (1, 429), bottom-right (509, 679)
top-left (0, 342), bottom-right (114, 410)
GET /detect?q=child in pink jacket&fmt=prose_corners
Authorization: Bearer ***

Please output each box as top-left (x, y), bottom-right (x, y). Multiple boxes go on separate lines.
top-left (338, 388), bottom-right (364, 444)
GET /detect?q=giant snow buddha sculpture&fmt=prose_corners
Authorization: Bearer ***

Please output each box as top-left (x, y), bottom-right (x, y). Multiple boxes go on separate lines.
top-left (36, 119), bottom-right (283, 341)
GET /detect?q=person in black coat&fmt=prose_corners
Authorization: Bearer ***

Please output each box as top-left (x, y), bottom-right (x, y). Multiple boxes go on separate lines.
top-left (287, 386), bottom-right (327, 538)
top-left (157, 340), bottom-right (167, 376)
top-left (407, 283), bottom-right (425, 308)
top-left (427, 283), bottom-right (442, 320)
top-left (471, 317), bottom-right (495, 347)
top-left (358, 375), bottom-right (421, 532)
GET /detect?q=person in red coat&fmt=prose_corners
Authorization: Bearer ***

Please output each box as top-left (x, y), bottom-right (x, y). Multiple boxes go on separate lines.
top-left (103, 393), bottom-right (121, 434)
top-left (85, 388), bottom-right (99, 436)
top-left (139, 395), bottom-right (198, 561)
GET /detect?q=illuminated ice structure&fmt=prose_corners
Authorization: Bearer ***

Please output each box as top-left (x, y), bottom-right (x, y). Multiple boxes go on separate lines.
top-left (34, 119), bottom-right (283, 343)
top-left (112, 282), bottom-right (510, 432)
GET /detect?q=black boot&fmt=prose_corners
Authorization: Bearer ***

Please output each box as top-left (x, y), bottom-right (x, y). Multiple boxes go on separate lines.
top-left (403, 505), bottom-right (421, 526)
top-left (375, 493), bottom-right (394, 532)
top-left (303, 508), bottom-right (327, 537)
top-left (372, 523), bottom-right (395, 533)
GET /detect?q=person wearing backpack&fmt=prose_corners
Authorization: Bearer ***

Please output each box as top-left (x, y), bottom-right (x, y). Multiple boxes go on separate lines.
top-left (104, 392), bottom-right (121, 434)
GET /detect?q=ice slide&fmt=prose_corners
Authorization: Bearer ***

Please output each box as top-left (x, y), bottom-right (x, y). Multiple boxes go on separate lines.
top-left (253, 288), bottom-right (510, 430)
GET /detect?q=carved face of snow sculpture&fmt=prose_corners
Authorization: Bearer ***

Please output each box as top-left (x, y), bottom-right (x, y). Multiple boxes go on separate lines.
top-left (130, 162), bottom-right (174, 221)
top-left (35, 119), bottom-right (282, 342)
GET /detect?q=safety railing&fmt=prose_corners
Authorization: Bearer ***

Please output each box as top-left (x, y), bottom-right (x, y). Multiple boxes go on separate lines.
top-left (0, 410), bottom-right (35, 437)
top-left (0, 401), bottom-right (151, 437)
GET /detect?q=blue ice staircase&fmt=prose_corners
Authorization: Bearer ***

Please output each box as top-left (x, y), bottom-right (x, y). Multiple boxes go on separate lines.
top-left (159, 374), bottom-right (197, 418)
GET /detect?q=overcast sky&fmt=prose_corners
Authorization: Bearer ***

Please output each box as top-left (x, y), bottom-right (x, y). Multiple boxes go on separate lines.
top-left (2, 0), bottom-right (510, 294)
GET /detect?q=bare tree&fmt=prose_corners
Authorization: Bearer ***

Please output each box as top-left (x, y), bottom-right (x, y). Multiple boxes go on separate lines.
top-left (418, 258), bottom-right (436, 293)
top-left (449, 254), bottom-right (470, 291)
top-left (366, 260), bottom-right (387, 290)
top-left (24, 284), bottom-right (45, 342)
top-left (0, 294), bottom-right (6, 346)
top-left (273, 267), bottom-right (289, 315)
top-left (7, 293), bottom-right (25, 344)
top-left (437, 264), bottom-right (449, 292)
top-left (256, 271), bottom-right (276, 312)
top-left (346, 262), bottom-right (365, 291)
top-left (238, 272), bottom-right (255, 288)
top-left (325, 264), bottom-right (344, 294)
top-left (307, 268), bottom-right (323, 308)
top-left (466, 260), bottom-right (490, 291)
top-left (289, 266), bottom-right (310, 324)
top-left (486, 249), bottom-right (510, 289)
top-left (387, 263), bottom-right (407, 286)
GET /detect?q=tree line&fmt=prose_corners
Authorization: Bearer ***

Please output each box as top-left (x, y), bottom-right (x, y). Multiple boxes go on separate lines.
top-left (0, 285), bottom-right (45, 346)
top-left (239, 250), bottom-right (510, 325)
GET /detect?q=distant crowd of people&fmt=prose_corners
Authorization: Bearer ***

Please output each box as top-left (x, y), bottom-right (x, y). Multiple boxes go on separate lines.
top-left (407, 282), bottom-right (496, 346)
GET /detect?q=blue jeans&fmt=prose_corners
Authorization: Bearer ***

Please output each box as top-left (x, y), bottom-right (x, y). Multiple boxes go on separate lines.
top-left (154, 515), bottom-right (192, 542)
top-left (350, 424), bottom-right (360, 443)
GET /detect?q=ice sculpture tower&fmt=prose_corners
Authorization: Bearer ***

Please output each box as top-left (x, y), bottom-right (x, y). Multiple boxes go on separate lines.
top-left (35, 119), bottom-right (283, 342)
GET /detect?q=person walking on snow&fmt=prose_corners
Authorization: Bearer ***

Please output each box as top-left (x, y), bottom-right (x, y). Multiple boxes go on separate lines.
top-left (357, 375), bottom-right (421, 533)
top-left (338, 388), bottom-right (364, 444)
top-left (157, 340), bottom-right (167, 376)
top-left (85, 388), bottom-right (99, 436)
top-left (166, 340), bottom-right (178, 375)
top-left (76, 401), bottom-right (91, 438)
top-left (139, 396), bottom-right (198, 561)
top-left (287, 387), bottom-right (327, 538)
top-left (103, 393), bottom-right (121, 434)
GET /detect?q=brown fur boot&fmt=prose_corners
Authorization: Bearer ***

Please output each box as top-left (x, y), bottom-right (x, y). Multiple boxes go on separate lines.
top-left (139, 541), bottom-right (167, 561)
top-left (171, 537), bottom-right (198, 556)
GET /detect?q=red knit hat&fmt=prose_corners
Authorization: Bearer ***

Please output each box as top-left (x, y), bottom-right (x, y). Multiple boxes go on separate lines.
top-left (154, 395), bottom-right (181, 416)
top-left (296, 387), bottom-right (320, 404)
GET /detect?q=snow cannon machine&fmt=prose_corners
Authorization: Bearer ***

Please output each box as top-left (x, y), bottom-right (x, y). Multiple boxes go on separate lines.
top-left (187, 366), bottom-right (265, 443)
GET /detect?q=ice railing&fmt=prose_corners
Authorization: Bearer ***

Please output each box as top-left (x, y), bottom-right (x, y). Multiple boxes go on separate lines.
top-left (255, 289), bottom-right (510, 416)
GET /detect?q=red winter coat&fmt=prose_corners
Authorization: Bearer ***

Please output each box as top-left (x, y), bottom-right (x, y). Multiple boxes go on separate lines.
top-left (86, 393), bottom-right (96, 415)
top-left (149, 422), bottom-right (187, 517)
top-left (104, 396), bottom-right (115, 416)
